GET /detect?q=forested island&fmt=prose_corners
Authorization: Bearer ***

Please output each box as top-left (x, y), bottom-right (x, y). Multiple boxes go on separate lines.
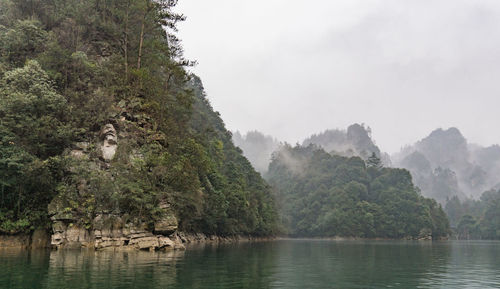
top-left (267, 144), bottom-right (449, 239)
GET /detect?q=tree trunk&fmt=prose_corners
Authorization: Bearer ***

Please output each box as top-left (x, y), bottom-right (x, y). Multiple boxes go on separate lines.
top-left (1, 183), bottom-right (4, 207)
top-left (124, 0), bottom-right (130, 80)
top-left (137, 16), bottom-right (145, 70)
top-left (17, 185), bottom-right (21, 217)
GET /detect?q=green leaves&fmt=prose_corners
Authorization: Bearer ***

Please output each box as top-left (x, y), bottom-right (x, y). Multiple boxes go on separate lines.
top-left (0, 20), bottom-right (48, 66)
top-left (0, 0), bottom-right (277, 238)
top-left (268, 145), bottom-right (450, 239)
top-left (0, 60), bottom-right (71, 158)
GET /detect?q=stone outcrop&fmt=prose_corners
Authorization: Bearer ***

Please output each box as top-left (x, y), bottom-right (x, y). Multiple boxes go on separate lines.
top-left (154, 202), bottom-right (178, 236)
top-left (0, 234), bottom-right (31, 248)
top-left (49, 213), bottom-right (185, 251)
top-left (70, 142), bottom-right (90, 159)
top-left (46, 123), bottom-right (244, 251)
top-left (0, 228), bottom-right (51, 249)
top-left (100, 124), bottom-right (117, 161)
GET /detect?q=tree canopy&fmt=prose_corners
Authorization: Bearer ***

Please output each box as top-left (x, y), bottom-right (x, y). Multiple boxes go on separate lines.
top-left (0, 0), bottom-right (277, 236)
top-left (267, 144), bottom-right (449, 239)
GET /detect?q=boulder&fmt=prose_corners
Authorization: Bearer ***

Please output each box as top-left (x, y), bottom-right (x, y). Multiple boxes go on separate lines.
top-left (154, 213), bottom-right (178, 236)
top-left (158, 237), bottom-right (175, 250)
top-left (129, 236), bottom-right (159, 250)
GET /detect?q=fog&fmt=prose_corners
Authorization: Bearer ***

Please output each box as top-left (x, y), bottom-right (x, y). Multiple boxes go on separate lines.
top-left (177, 0), bottom-right (500, 154)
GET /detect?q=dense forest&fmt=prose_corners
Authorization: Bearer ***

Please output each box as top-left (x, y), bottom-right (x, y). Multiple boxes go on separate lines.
top-left (445, 190), bottom-right (500, 239)
top-left (267, 144), bottom-right (449, 239)
top-left (0, 0), bottom-right (277, 237)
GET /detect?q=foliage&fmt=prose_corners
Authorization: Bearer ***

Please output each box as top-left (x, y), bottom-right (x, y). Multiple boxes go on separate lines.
top-left (0, 0), bottom-right (277, 236)
top-left (445, 190), bottom-right (500, 239)
top-left (267, 144), bottom-right (450, 239)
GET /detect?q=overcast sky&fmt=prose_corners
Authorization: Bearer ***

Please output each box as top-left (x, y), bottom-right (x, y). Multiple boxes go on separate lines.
top-left (176, 0), bottom-right (500, 153)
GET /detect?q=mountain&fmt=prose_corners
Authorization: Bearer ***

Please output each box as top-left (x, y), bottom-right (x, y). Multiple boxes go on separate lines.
top-left (303, 124), bottom-right (392, 166)
top-left (0, 0), bottom-right (277, 245)
top-left (393, 128), bottom-right (500, 203)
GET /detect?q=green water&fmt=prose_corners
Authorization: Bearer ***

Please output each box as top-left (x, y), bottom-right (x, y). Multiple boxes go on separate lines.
top-left (1, 240), bottom-right (500, 288)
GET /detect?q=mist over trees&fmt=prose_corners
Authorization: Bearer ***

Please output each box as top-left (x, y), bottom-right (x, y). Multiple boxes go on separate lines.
top-left (233, 124), bottom-right (391, 176)
top-left (234, 124), bottom-right (500, 239)
top-left (232, 131), bottom-right (279, 174)
top-left (393, 128), bottom-right (500, 204)
top-left (303, 124), bottom-right (392, 166)
top-left (444, 189), bottom-right (500, 239)
top-left (267, 144), bottom-right (449, 239)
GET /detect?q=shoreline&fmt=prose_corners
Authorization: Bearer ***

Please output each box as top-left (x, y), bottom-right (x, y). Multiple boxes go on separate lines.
top-left (0, 233), bottom-right (485, 251)
top-left (0, 230), bottom-right (277, 251)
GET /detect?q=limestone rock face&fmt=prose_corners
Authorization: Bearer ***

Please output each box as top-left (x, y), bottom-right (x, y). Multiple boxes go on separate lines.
top-left (49, 213), bottom-right (185, 251)
top-left (158, 237), bottom-right (175, 249)
top-left (0, 234), bottom-right (31, 248)
top-left (154, 213), bottom-right (178, 236)
top-left (51, 222), bottom-right (92, 249)
top-left (48, 196), bottom-right (74, 222)
top-left (129, 236), bottom-right (159, 250)
top-left (70, 142), bottom-right (90, 159)
top-left (418, 228), bottom-right (433, 241)
top-left (100, 124), bottom-right (117, 161)
top-left (31, 229), bottom-right (50, 249)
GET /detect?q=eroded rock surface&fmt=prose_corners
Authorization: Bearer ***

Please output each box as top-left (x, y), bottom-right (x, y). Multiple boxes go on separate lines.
top-left (100, 124), bottom-right (117, 161)
top-left (50, 213), bottom-right (185, 251)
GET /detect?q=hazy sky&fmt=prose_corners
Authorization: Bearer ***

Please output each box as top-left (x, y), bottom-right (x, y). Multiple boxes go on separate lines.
top-left (176, 0), bottom-right (500, 153)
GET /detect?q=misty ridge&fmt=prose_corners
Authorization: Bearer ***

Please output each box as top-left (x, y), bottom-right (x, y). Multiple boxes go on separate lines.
top-left (233, 124), bottom-right (500, 205)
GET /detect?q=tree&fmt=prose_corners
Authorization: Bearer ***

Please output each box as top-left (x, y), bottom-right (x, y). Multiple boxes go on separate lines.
top-left (0, 60), bottom-right (70, 232)
top-left (366, 152), bottom-right (382, 169)
top-left (457, 215), bottom-right (478, 240)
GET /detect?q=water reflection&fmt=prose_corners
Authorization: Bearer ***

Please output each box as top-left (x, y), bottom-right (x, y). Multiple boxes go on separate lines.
top-left (176, 242), bottom-right (279, 289)
top-left (419, 241), bottom-right (500, 288)
top-left (46, 250), bottom-right (185, 289)
top-left (1, 240), bottom-right (500, 288)
top-left (268, 240), bottom-right (452, 288)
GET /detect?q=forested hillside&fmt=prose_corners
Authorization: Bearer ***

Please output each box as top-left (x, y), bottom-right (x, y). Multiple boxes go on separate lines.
top-left (445, 190), bottom-right (500, 239)
top-left (0, 0), bottom-right (276, 237)
top-left (267, 144), bottom-right (449, 239)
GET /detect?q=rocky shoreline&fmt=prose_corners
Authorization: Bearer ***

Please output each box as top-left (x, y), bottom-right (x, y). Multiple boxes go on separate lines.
top-left (0, 228), bottom-right (273, 251)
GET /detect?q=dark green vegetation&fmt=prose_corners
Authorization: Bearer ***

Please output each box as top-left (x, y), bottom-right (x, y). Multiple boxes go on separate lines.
top-left (0, 0), bottom-right (276, 236)
top-left (445, 190), bottom-right (500, 239)
top-left (267, 144), bottom-right (449, 239)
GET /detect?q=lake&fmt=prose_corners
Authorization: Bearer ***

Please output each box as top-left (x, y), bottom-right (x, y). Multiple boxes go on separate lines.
top-left (1, 240), bottom-right (500, 288)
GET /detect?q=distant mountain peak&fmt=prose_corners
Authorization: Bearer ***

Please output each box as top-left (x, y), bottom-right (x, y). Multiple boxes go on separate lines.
top-left (394, 126), bottom-right (500, 203)
top-left (303, 123), bottom-right (385, 162)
